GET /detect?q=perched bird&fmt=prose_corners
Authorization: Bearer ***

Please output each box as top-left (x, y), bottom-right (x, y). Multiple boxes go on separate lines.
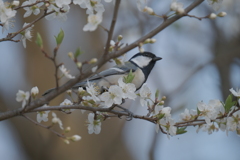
top-left (74, 51), bottom-right (161, 90)
top-left (43, 52), bottom-right (162, 95)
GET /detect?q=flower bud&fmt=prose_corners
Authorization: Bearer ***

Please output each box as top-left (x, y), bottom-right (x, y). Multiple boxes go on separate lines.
top-left (89, 58), bottom-right (97, 64)
top-left (68, 52), bottom-right (74, 60)
top-left (209, 13), bottom-right (217, 19)
top-left (65, 126), bottom-right (71, 132)
top-left (162, 96), bottom-right (166, 100)
top-left (176, 8), bottom-right (185, 15)
top-left (118, 35), bottom-right (123, 41)
top-left (71, 135), bottom-right (81, 141)
top-left (45, 2), bottom-right (50, 7)
top-left (217, 12), bottom-right (227, 17)
top-left (31, 86), bottom-right (39, 98)
top-left (143, 6), bottom-right (154, 15)
top-left (63, 139), bottom-right (70, 144)
top-left (150, 38), bottom-right (156, 43)
top-left (77, 62), bottom-right (82, 68)
top-left (144, 38), bottom-right (151, 44)
top-left (158, 101), bottom-right (164, 105)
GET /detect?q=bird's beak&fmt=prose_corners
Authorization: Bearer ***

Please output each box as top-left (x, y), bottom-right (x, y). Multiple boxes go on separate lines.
top-left (153, 57), bottom-right (162, 61)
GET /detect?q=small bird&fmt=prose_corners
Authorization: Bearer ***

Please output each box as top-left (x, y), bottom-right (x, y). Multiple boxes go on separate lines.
top-left (73, 51), bottom-right (162, 90)
top-left (43, 52), bottom-right (162, 95)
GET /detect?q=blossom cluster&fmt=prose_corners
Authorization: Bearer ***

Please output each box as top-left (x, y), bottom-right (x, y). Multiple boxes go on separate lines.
top-left (15, 77), bottom-right (240, 140)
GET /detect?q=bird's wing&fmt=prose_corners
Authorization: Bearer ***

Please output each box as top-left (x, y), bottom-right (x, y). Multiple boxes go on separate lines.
top-left (72, 62), bottom-right (137, 89)
top-left (88, 61), bottom-right (137, 81)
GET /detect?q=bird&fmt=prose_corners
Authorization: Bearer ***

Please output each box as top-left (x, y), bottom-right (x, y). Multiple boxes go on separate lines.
top-left (43, 52), bottom-right (162, 95)
top-left (73, 51), bottom-right (162, 90)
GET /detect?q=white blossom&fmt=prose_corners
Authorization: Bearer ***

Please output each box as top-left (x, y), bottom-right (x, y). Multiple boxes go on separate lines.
top-left (227, 110), bottom-right (240, 132)
top-left (91, 66), bottom-right (98, 73)
top-left (170, 1), bottom-right (185, 14)
top-left (161, 107), bottom-right (172, 117)
top-left (77, 0), bottom-right (105, 15)
top-left (230, 88), bottom-right (240, 97)
top-left (45, 4), bottom-right (70, 21)
top-left (159, 117), bottom-right (177, 138)
top-left (201, 122), bottom-right (219, 135)
top-left (100, 85), bottom-right (123, 107)
top-left (60, 99), bottom-right (73, 105)
top-left (12, 1), bottom-right (20, 7)
top-left (139, 83), bottom-right (151, 107)
top-left (55, 0), bottom-right (71, 8)
top-left (153, 105), bottom-right (163, 115)
top-left (52, 112), bottom-right (63, 130)
top-left (197, 101), bottom-right (219, 124)
top-left (118, 77), bottom-right (137, 100)
top-left (83, 12), bottom-right (103, 31)
top-left (0, 1), bottom-right (17, 32)
top-left (207, 0), bottom-right (223, 11)
top-left (22, 0), bottom-right (43, 18)
top-left (37, 110), bottom-right (50, 123)
top-left (86, 81), bottom-right (100, 102)
top-left (87, 113), bottom-right (101, 134)
top-left (180, 108), bottom-right (197, 121)
top-left (59, 65), bottom-right (75, 79)
top-left (21, 23), bottom-right (34, 48)
top-left (16, 90), bottom-right (30, 108)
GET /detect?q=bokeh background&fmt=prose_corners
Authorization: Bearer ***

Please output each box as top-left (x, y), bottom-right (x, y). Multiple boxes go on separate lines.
top-left (0, 0), bottom-right (240, 160)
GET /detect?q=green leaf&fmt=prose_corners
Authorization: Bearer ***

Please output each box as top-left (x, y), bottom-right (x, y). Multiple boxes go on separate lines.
top-left (75, 47), bottom-right (82, 58)
top-left (113, 58), bottom-right (122, 65)
top-left (155, 89), bottom-right (159, 99)
top-left (35, 32), bottom-right (43, 48)
top-left (123, 70), bottom-right (135, 83)
top-left (55, 29), bottom-right (64, 45)
top-left (155, 113), bottom-right (165, 120)
top-left (176, 127), bottom-right (187, 135)
top-left (224, 94), bottom-right (236, 113)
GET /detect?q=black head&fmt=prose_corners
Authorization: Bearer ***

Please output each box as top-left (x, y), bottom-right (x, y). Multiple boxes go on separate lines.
top-left (129, 52), bottom-right (162, 80)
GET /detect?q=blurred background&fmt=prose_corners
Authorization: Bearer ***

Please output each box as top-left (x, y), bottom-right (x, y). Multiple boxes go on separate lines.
top-left (0, 0), bottom-right (240, 160)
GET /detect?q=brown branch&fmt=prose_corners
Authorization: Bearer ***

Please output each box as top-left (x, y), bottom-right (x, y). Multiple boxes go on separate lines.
top-left (22, 114), bottom-right (66, 138)
top-left (103, 0), bottom-right (121, 55)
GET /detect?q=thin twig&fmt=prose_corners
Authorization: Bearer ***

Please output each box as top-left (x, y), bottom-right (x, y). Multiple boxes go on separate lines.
top-left (104, 0), bottom-right (121, 55)
top-left (22, 114), bottom-right (66, 138)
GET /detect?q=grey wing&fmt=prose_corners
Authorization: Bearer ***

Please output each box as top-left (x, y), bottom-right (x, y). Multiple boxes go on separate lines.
top-left (73, 62), bottom-right (137, 88)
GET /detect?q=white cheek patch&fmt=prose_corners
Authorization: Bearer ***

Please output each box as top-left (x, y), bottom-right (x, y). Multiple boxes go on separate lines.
top-left (131, 56), bottom-right (152, 68)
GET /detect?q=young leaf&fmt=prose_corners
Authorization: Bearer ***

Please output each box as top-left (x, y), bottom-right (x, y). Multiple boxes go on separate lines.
top-left (75, 47), bottom-right (82, 58)
top-left (176, 127), bottom-right (187, 134)
top-left (113, 58), bottom-right (122, 65)
top-left (55, 29), bottom-right (64, 45)
top-left (224, 94), bottom-right (236, 113)
top-left (123, 70), bottom-right (135, 83)
top-left (36, 32), bottom-right (43, 48)
top-left (155, 89), bottom-right (159, 99)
